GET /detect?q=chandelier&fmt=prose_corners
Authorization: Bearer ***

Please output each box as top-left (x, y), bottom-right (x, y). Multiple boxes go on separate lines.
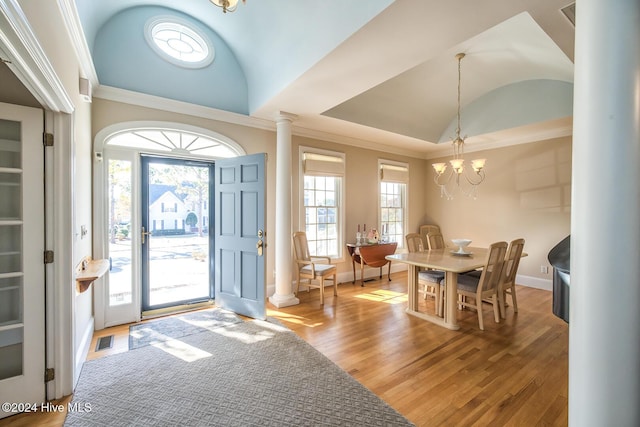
top-left (432, 53), bottom-right (486, 200)
top-left (210, 0), bottom-right (246, 13)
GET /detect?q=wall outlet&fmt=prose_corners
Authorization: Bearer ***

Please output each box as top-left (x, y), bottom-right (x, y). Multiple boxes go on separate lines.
top-left (540, 265), bottom-right (549, 274)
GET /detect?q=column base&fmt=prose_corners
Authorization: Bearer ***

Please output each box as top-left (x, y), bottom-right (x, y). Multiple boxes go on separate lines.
top-left (269, 293), bottom-right (300, 308)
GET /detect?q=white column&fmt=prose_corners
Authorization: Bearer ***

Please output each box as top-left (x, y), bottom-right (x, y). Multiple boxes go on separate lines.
top-left (269, 112), bottom-right (300, 308)
top-left (570, 1), bottom-right (640, 425)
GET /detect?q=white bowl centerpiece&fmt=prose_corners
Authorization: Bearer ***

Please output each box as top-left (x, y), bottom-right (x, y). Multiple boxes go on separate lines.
top-left (451, 238), bottom-right (472, 255)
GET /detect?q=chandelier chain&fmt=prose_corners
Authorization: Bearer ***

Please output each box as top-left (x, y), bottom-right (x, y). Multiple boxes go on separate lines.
top-left (431, 52), bottom-right (486, 200)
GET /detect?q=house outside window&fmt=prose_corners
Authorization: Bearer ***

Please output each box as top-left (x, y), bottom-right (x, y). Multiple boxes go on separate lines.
top-left (379, 160), bottom-right (409, 248)
top-left (300, 148), bottom-right (345, 259)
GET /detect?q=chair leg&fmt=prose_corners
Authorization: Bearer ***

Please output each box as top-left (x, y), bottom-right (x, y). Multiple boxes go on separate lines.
top-left (499, 290), bottom-right (507, 319)
top-left (492, 294), bottom-right (500, 323)
top-left (333, 274), bottom-right (338, 296)
top-left (477, 298), bottom-right (484, 330)
top-left (387, 262), bottom-right (392, 281)
top-left (433, 284), bottom-right (440, 317)
top-left (319, 278), bottom-right (325, 305)
top-left (510, 286), bottom-right (518, 313)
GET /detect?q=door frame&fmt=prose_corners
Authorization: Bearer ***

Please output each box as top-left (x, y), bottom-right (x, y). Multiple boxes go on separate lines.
top-left (0, 1), bottom-right (76, 400)
top-left (93, 122), bottom-right (246, 329)
top-left (140, 155), bottom-right (215, 312)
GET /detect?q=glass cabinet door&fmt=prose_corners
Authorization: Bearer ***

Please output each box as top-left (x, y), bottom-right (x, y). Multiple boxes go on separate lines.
top-left (0, 118), bottom-right (24, 380)
top-left (0, 103), bottom-right (44, 415)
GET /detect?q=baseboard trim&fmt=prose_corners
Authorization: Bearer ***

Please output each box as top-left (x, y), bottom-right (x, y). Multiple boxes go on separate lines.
top-left (266, 270), bottom-right (552, 298)
top-left (516, 274), bottom-right (552, 291)
top-left (74, 316), bottom-right (94, 387)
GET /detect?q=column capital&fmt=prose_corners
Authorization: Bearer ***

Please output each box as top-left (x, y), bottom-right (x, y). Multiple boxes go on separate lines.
top-left (275, 111), bottom-right (298, 123)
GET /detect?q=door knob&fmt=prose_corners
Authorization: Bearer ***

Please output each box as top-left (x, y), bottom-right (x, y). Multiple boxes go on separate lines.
top-left (141, 226), bottom-right (152, 244)
top-left (256, 229), bottom-right (264, 256)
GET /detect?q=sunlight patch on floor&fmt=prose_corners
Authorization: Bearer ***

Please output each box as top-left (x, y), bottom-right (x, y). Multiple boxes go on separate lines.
top-left (152, 338), bottom-right (212, 362)
top-left (267, 309), bottom-right (324, 327)
top-left (355, 289), bottom-right (407, 304)
top-left (212, 323), bottom-right (276, 344)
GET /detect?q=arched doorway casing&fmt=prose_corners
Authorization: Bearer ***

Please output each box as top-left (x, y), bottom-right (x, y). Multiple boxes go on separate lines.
top-left (93, 122), bottom-right (245, 329)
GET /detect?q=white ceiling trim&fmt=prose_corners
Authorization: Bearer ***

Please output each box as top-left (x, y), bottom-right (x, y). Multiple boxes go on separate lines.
top-left (0, 0), bottom-right (73, 113)
top-left (94, 85), bottom-right (431, 159)
top-left (94, 85), bottom-right (274, 130)
top-left (57, 0), bottom-right (98, 86)
top-left (426, 116), bottom-right (573, 160)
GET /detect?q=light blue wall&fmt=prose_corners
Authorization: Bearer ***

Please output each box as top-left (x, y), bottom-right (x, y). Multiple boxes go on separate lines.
top-left (438, 79), bottom-right (574, 142)
top-left (93, 6), bottom-right (248, 114)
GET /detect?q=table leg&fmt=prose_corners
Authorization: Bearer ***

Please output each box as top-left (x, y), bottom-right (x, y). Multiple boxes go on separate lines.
top-left (404, 265), bottom-right (459, 330)
top-left (444, 272), bottom-right (459, 329)
top-left (407, 265), bottom-right (418, 311)
top-left (351, 258), bottom-right (356, 284)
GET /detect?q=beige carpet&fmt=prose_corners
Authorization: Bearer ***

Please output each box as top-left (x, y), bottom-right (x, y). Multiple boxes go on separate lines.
top-left (66, 318), bottom-right (413, 426)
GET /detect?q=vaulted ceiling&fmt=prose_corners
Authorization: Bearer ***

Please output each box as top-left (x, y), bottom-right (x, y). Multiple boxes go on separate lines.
top-left (76, 1), bottom-right (576, 157)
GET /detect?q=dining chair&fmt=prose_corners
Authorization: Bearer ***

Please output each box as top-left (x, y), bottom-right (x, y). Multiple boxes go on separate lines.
top-left (426, 231), bottom-right (446, 250)
top-left (406, 233), bottom-right (444, 316)
top-left (455, 241), bottom-right (508, 330)
top-left (419, 224), bottom-right (441, 249)
top-left (292, 231), bottom-right (338, 305)
top-left (498, 238), bottom-right (525, 318)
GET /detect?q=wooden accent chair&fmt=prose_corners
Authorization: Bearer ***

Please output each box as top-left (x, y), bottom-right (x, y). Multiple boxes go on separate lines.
top-left (455, 241), bottom-right (508, 330)
top-left (292, 231), bottom-right (337, 305)
top-left (406, 233), bottom-right (444, 315)
top-left (356, 242), bottom-right (398, 285)
top-left (498, 238), bottom-right (525, 318)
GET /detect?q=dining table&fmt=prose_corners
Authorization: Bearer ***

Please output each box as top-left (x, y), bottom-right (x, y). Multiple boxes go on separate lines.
top-left (386, 247), bottom-right (490, 330)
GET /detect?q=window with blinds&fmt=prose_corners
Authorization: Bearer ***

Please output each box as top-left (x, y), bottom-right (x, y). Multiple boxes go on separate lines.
top-left (379, 161), bottom-right (408, 248)
top-left (301, 149), bottom-right (345, 258)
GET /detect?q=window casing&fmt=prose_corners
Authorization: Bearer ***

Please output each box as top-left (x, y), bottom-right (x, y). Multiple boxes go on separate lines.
top-left (300, 148), bottom-right (345, 259)
top-left (145, 17), bottom-right (214, 69)
top-left (379, 161), bottom-right (409, 248)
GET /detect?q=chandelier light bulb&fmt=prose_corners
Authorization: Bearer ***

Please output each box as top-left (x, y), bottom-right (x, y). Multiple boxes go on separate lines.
top-left (210, 0), bottom-right (244, 13)
top-left (432, 163), bottom-right (447, 175)
top-left (449, 158), bottom-right (464, 174)
top-left (471, 158), bottom-right (486, 172)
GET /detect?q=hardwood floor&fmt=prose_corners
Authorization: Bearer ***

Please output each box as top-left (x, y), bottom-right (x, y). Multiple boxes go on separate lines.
top-left (0, 271), bottom-right (568, 426)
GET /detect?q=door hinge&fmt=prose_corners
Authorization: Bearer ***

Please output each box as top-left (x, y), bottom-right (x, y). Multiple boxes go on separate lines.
top-left (45, 368), bottom-right (55, 382)
top-left (44, 250), bottom-right (54, 264)
top-left (43, 132), bottom-right (54, 147)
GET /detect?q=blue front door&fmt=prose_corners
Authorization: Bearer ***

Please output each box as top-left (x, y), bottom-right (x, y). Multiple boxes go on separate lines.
top-left (214, 153), bottom-right (266, 319)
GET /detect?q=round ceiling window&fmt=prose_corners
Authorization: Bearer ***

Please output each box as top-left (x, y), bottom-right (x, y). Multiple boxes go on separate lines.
top-left (145, 17), bottom-right (214, 68)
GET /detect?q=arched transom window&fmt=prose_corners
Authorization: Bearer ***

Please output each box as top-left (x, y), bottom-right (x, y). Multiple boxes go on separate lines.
top-left (105, 127), bottom-right (243, 158)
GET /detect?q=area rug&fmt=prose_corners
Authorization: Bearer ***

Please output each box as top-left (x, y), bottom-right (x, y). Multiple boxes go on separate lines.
top-left (129, 308), bottom-right (242, 350)
top-left (66, 319), bottom-right (413, 426)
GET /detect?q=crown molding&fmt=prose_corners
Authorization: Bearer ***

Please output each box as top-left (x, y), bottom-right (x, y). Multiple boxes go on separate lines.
top-left (94, 85), bottom-right (432, 159)
top-left (57, 0), bottom-right (98, 86)
top-left (0, 0), bottom-right (74, 112)
top-left (94, 85), bottom-right (275, 131)
top-left (425, 117), bottom-right (574, 159)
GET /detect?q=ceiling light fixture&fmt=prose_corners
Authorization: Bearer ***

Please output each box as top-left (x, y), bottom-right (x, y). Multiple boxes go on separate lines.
top-left (432, 53), bottom-right (486, 200)
top-left (210, 0), bottom-right (246, 13)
